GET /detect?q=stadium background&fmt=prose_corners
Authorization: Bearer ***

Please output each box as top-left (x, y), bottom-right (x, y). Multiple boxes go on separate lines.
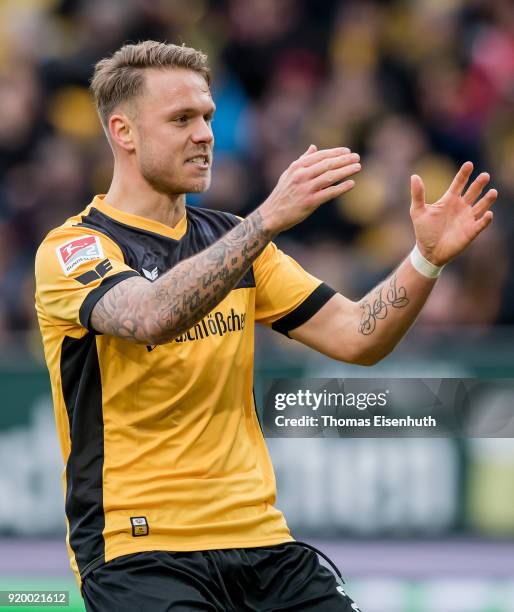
top-left (1, 0), bottom-right (513, 610)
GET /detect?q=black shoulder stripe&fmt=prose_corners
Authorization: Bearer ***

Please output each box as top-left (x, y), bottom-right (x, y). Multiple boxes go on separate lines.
top-left (271, 282), bottom-right (337, 338)
top-left (79, 270), bottom-right (140, 332)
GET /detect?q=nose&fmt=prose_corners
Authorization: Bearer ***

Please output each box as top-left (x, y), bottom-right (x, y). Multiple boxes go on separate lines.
top-left (191, 117), bottom-right (214, 145)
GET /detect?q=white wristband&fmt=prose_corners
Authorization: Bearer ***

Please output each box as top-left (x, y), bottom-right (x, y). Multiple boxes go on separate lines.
top-left (409, 244), bottom-right (445, 278)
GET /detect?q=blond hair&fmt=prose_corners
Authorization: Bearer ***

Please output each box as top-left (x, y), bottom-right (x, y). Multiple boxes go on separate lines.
top-left (90, 40), bottom-right (210, 131)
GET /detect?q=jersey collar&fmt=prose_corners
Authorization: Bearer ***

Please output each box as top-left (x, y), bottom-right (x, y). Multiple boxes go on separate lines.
top-left (90, 195), bottom-right (188, 241)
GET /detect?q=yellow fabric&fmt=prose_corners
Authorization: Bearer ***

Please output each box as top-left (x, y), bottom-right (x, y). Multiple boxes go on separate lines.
top-left (254, 241), bottom-right (325, 325)
top-left (35, 199), bottom-right (323, 589)
top-left (35, 218), bottom-right (135, 334)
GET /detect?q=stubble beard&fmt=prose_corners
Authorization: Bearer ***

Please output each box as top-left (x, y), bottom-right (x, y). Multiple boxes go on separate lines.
top-left (139, 153), bottom-right (211, 195)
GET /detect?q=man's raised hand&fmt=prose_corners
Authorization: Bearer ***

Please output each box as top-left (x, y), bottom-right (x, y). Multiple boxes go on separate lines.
top-left (259, 145), bottom-right (361, 235)
top-left (410, 161), bottom-right (497, 266)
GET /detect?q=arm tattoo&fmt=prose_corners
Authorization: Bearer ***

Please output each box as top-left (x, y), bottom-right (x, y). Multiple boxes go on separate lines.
top-left (358, 274), bottom-right (409, 336)
top-left (91, 211), bottom-right (273, 344)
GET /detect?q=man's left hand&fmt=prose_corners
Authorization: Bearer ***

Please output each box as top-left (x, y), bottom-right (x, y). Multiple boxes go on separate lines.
top-left (410, 161), bottom-right (497, 266)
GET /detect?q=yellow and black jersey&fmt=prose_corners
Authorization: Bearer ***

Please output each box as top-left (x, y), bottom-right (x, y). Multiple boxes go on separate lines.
top-left (34, 195), bottom-right (335, 589)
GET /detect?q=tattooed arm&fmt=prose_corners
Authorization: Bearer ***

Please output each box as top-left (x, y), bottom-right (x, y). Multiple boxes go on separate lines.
top-left (90, 210), bottom-right (272, 344)
top-left (289, 256), bottom-right (436, 365)
top-left (289, 161), bottom-right (497, 365)
top-left (90, 145), bottom-right (362, 343)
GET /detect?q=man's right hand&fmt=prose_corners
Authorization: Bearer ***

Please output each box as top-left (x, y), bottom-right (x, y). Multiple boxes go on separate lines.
top-left (259, 145), bottom-right (361, 235)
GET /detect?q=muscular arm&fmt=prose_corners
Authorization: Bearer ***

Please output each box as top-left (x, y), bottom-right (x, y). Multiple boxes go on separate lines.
top-left (289, 255), bottom-right (436, 366)
top-left (91, 210), bottom-right (272, 344)
top-left (90, 146), bottom-right (362, 344)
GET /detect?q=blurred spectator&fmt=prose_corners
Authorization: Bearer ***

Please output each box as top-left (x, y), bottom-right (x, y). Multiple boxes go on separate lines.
top-left (0, 0), bottom-right (511, 357)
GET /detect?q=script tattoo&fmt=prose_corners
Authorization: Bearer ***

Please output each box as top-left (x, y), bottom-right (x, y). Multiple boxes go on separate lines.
top-left (358, 274), bottom-right (409, 335)
top-left (91, 211), bottom-right (272, 344)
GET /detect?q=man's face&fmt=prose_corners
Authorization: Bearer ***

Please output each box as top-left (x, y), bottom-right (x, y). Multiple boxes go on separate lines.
top-left (128, 68), bottom-right (215, 195)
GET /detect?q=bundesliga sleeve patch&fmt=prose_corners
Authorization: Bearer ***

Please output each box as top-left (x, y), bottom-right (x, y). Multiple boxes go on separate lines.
top-left (56, 235), bottom-right (104, 276)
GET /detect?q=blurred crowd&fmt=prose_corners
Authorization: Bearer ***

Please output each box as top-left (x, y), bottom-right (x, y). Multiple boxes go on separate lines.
top-left (0, 0), bottom-right (513, 357)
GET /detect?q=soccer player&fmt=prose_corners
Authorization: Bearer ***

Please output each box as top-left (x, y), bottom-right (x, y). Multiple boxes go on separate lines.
top-left (34, 41), bottom-right (496, 611)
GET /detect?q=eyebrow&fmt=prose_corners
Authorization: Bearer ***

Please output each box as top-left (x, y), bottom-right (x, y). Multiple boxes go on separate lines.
top-left (166, 105), bottom-right (216, 116)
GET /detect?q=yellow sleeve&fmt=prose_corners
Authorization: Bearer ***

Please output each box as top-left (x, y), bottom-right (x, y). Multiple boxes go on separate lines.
top-left (35, 226), bottom-right (140, 333)
top-left (253, 242), bottom-right (336, 336)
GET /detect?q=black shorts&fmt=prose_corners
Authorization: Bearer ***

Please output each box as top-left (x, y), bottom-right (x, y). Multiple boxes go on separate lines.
top-left (81, 542), bottom-right (361, 611)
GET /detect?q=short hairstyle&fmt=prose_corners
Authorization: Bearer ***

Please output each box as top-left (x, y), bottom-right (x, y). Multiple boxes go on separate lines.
top-left (90, 40), bottom-right (211, 132)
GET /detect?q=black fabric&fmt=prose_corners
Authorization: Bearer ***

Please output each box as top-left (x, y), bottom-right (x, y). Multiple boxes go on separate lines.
top-left (272, 282), bottom-right (337, 337)
top-left (61, 335), bottom-right (105, 578)
top-left (81, 543), bottom-right (360, 612)
top-left (76, 206), bottom-right (255, 291)
top-left (79, 270), bottom-right (140, 332)
top-left (288, 541), bottom-right (345, 585)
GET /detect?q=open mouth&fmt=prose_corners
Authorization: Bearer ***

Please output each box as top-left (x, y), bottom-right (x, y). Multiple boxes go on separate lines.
top-left (185, 155), bottom-right (210, 169)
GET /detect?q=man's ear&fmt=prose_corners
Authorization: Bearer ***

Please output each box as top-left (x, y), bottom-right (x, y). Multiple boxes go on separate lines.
top-left (108, 112), bottom-right (136, 152)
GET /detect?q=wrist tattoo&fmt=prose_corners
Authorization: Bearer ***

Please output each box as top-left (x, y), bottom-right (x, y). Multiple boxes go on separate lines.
top-left (358, 274), bottom-right (409, 335)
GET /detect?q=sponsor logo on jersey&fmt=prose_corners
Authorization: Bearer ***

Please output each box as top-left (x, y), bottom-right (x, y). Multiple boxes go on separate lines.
top-left (56, 235), bottom-right (104, 275)
top-left (146, 307), bottom-right (247, 352)
top-left (174, 308), bottom-right (246, 344)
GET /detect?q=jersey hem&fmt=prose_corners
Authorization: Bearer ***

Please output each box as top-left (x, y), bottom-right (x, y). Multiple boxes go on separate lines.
top-left (78, 534), bottom-right (295, 581)
top-left (105, 534), bottom-right (295, 560)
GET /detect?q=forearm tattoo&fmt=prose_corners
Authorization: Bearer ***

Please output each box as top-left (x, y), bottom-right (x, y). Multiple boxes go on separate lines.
top-left (91, 211), bottom-right (273, 344)
top-left (358, 274), bottom-right (410, 335)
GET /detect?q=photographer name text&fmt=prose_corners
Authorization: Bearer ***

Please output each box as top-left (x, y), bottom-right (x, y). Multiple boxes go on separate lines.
top-left (275, 415), bottom-right (437, 428)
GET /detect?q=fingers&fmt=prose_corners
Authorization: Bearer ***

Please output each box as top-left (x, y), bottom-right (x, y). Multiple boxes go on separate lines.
top-left (305, 152), bottom-right (360, 180)
top-left (300, 146), bottom-right (360, 201)
top-left (300, 144), bottom-right (318, 158)
top-left (312, 161), bottom-right (361, 190)
top-left (472, 210), bottom-right (494, 238)
top-left (448, 161), bottom-right (473, 195)
top-left (311, 179), bottom-right (356, 205)
top-left (472, 188), bottom-right (497, 218)
top-left (469, 188), bottom-right (496, 240)
top-left (463, 172), bottom-right (489, 205)
top-left (299, 146), bottom-right (352, 169)
top-left (410, 174), bottom-right (425, 210)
